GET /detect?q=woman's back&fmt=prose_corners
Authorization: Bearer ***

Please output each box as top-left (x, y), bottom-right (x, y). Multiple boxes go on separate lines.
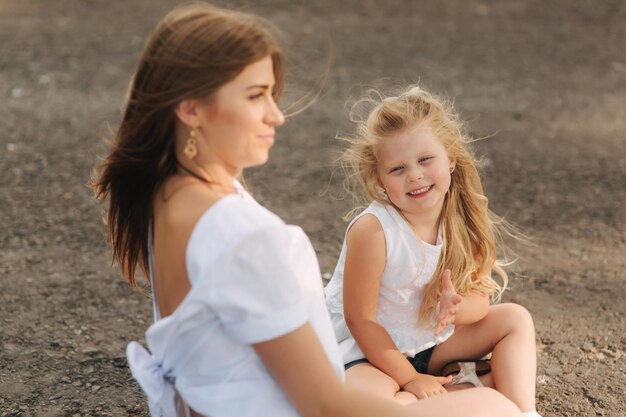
top-left (152, 177), bottom-right (226, 317)
top-left (128, 180), bottom-right (345, 416)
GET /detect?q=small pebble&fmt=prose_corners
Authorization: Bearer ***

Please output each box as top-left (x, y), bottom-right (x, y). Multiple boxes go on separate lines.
top-left (545, 366), bottom-right (562, 376)
top-left (11, 87), bottom-right (24, 98)
top-left (537, 375), bottom-right (551, 385)
top-left (81, 346), bottom-right (100, 355)
top-left (38, 74), bottom-right (51, 84)
top-left (581, 342), bottom-right (594, 352)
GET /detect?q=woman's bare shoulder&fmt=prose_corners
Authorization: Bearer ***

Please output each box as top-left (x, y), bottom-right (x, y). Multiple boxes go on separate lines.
top-left (156, 176), bottom-right (231, 234)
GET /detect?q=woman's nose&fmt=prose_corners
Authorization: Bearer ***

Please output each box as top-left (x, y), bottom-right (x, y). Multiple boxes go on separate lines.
top-left (265, 99), bottom-right (285, 127)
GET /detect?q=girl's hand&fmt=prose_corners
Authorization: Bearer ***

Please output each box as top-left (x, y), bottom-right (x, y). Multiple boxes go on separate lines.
top-left (435, 269), bottom-right (462, 336)
top-left (403, 373), bottom-right (452, 399)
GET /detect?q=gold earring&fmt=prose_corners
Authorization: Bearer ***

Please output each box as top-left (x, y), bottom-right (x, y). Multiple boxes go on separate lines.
top-left (184, 129), bottom-right (198, 160)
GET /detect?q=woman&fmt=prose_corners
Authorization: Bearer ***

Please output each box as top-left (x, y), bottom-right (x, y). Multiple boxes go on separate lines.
top-left (93, 3), bottom-right (520, 417)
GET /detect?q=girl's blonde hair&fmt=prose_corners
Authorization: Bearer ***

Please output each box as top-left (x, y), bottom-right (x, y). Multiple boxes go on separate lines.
top-left (340, 85), bottom-right (512, 325)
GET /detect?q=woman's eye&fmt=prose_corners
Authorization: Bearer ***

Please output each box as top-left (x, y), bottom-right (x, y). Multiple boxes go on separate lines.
top-left (249, 92), bottom-right (264, 100)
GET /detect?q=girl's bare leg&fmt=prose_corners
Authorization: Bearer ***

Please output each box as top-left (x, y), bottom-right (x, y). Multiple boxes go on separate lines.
top-left (346, 363), bottom-right (521, 416)
top-left (428, 303), bottom-right (537, 412)
top-left (346, 363), bottom-right (418, 405)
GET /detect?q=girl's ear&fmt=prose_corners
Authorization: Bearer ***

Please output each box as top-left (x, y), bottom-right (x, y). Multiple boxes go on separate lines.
top-left (448, 156), bottom-right (457, 173)
top-left (174, 99), bottom-right (200, 128)
top-left (375, 173), bottom-right (384, 188)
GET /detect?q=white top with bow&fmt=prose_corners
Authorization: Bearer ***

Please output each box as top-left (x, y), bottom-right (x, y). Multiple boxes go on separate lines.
top-left (126, 189), bottom-right (344, 417)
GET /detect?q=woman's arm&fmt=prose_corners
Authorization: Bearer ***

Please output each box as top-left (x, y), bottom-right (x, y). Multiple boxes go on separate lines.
top-left (251, 217), bottom-right (519, 417)
top-left (254, 323), bottom-right (415, 417)
top-left (255, 323), bottom-right (520, 417)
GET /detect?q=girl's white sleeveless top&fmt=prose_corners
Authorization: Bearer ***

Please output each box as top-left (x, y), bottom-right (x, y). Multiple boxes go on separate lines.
top-left (324, 201), bottom-right (454, 364)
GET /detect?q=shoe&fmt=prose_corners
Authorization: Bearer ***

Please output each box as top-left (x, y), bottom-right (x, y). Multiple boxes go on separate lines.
top-left (441, 359), bottom-right (491, 387)
top-left (441, 359), bottom-right (491, 377)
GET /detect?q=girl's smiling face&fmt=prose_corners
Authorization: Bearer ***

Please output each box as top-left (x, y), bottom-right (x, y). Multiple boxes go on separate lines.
top-left (376, 126), bottom-right (455, 224)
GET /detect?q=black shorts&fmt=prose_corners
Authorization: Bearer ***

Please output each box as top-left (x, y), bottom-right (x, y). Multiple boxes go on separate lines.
top-left (344, 346), bottom-right (436, 374)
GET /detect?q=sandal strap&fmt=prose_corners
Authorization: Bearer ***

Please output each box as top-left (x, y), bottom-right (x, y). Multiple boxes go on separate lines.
top-left (450, 362), bottom-right (484, 387)
top-left (441, 359), bottom-right (490, 377)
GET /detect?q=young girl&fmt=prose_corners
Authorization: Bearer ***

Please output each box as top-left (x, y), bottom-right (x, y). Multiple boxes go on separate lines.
top-left (92, 4), bottom-right (520, 417)
top-left (325, 86), bottom-right (541, 416)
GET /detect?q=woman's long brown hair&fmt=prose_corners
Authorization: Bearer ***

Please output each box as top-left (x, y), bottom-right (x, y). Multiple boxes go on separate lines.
top-left (92, 3), bottom-right (284, 288)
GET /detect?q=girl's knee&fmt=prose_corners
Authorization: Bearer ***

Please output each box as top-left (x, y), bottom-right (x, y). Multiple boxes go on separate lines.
top-left (498, 303), bottom-right (535, 332)
top-left (345, 364), bottom-right (401, 397)
top-left (474, 387), bottom-right (520, 416)
top-left (393, 390), bottom-right (418, 405)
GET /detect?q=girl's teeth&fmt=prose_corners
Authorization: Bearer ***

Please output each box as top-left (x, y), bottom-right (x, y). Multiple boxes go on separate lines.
top-left (408, 186), bottom-right (431, 196)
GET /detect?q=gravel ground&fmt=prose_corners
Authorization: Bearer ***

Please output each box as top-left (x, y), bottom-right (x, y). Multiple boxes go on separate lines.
top-left (1, 1), bottom-right (624, 416)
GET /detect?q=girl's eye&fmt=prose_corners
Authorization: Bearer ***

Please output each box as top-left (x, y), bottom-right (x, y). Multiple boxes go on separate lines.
top-left (419, 156), bottom-right (433, 164)
top-left (389, 166), bottom-right (404, 173)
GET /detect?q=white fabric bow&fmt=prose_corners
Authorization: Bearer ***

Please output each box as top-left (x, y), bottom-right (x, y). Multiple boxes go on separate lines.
top-left (127, 341), bottom-right (178, 417)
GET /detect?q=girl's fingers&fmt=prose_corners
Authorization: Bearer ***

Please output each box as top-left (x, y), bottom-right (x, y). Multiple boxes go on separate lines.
top-left (429, 386), bottom-right (447, 397)
top-left (452, 293), bottom-right (462, 305)
top-left (437, 376), bottom-right (453, 384)
top-left (442, 269), bottom-right (452, 290)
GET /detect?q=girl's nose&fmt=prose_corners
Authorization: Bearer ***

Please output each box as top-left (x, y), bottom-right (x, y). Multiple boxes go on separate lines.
top-left (408, 168), bottom-right (424, 182)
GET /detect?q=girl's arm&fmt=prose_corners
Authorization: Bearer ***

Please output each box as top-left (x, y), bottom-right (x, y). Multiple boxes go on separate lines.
top-left (342, 215), bottom-right (449, 397)
top-left (435, 272), bottom-right (490, 333)
top-left (454, 290), bottom-right (490, 325)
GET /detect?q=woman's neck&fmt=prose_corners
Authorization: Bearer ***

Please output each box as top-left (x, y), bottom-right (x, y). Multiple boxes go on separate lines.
top-left (177, 160), bottom-right (238, 191)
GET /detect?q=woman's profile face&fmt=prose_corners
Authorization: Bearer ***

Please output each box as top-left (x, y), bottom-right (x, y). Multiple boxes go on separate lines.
top-left (194, 56), bottom-right (285, 175)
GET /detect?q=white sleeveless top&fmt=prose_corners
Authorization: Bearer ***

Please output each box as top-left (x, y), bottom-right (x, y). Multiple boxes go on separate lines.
top-left (126, 187), bottom-right (344, 417)
top-left (324, 201), bottom-right (454, 364)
